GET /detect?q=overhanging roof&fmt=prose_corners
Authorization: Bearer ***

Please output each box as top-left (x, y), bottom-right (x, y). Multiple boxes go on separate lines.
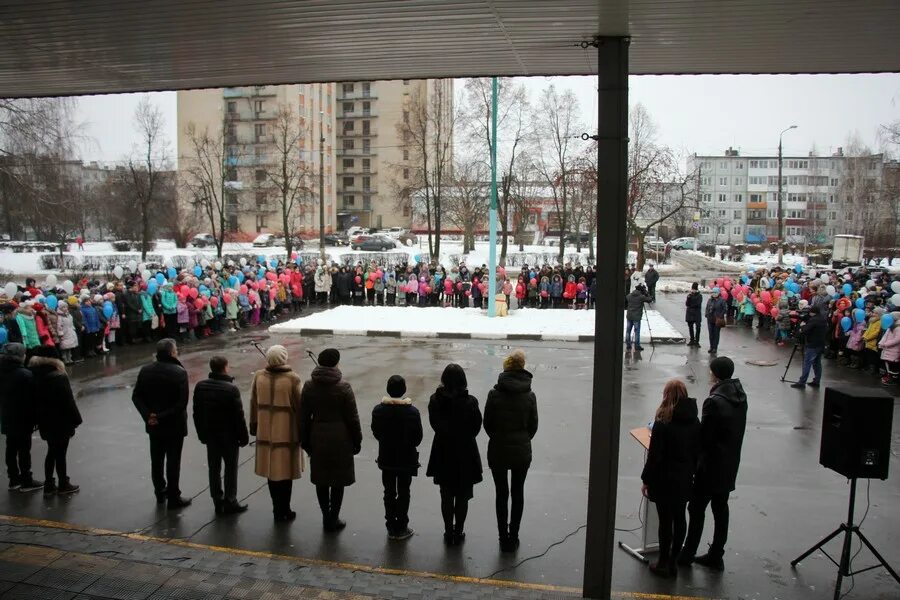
top-left (1, 0), bottom-right (899, 98)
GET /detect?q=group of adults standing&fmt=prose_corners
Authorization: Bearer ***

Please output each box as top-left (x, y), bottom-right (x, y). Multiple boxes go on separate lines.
top-left (130, 340), bottom-right (538, 550)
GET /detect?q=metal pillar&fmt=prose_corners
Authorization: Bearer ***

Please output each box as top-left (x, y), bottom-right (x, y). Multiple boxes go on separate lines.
top-left (488, 77), bottom-right (499, 317)
top-left (583, 36), bottom-right (629, 600)
top-left (319, 85), bottom-right (326, 261)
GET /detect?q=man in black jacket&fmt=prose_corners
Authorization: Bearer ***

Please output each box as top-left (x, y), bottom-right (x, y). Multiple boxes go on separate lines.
top-left (791, 304), bottom-right (827, 389)
top-left (680, 356), bottom-right (748, 571)
top-left (132, 338), bottom-right (192, 508)
top-left (625, 285), bottom-right (652, 351)
top-left (371, 375), bottom-right (422, 540)
top-left (0, 343), bottom-right (42, 492)
top-left (644, 264), bottom-right (660, 302)
top-left (193, 356), bottom-right (250, 515)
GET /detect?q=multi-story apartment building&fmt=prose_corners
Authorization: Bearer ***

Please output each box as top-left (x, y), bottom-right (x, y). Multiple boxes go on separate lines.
top-left (177, 84), bottom-right (337, 236)
top-left (691, 147), bottom-right (894, 246)
top-left (335, 79), bottom-right (453, 230)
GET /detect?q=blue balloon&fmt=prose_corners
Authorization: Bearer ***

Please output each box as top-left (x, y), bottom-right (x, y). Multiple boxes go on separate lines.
top-left (413, 255), bottom-right (421, 263)
top-left (855, 298), bottom-right (865, 309)
top-left (258, 255), bottom-right (266, 264)
top-left (840, 316), bottom-right (852, 332)
top-left (102, 301), bottom-right (114, 319)
top-left (193, 265), bottom-right (202, 277)
top-left (155, 273), bottom-right (165, 285)
top-left (833, 294), bottom-right (841, 300)
top-left (712, 287), bottom-right (721, 294)
top-left (854, 309), bottom-right (866, 323)
top-left (296, 257), bottom-right (302, 265)
top-left (882, 314), bottom-right (895, 330)
top-left (842, 283), bottom-right (852, 296)
top-left (199, 284), bottom-right (208, 293)
top-left (740, 275), bottom-right (749, 284)
top-left (0, 326), bottom-right (7, 345)
top-left (201, 288), bottom-right (211, 298)
top-left (228, 276), bottom-right (238, 288)
top-left (270, 259), bottom-right (278, 268)
top-left (148, 281), bottom-right (158, 295)
top-left (46, 295), bottom-right (59, 310)
top-left (167, 267), bottom-right (177, 280)
top-left (794, 263), bottom-right (803, 273)
top-left (786, 290), bottom-right (795, 298)
top-left (236, 271), bottom-right (245, 282)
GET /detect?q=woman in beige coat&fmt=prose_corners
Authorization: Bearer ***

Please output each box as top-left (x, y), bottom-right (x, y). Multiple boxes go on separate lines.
top-left (250, 345), bottom-right (304, 521)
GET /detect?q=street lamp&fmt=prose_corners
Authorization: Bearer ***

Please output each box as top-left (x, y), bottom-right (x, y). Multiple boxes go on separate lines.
top-left (777, 124), bottom-right (797, 262)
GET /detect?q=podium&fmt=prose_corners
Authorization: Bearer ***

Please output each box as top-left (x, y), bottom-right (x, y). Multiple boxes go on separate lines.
top-left (617, 426), bottom-right (659, 563)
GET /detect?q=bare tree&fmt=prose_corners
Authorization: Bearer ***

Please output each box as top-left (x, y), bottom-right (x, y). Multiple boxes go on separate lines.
top-left (263, 104), bottom-right (315, 257)
top-left (396, 80), bottom-right (455, 259)
top-left (626, 104), bottom-right (699, 268)
top-left (181, 121), bottom-right (233, 257)
top-left (444, 158), bottom-right (489, 253)
top-left (508, 155), bottom-right (542, 252)
top-left (531, 85), bottom-right (581, 264)
top-left (126, 96), bottom-right (170, 260)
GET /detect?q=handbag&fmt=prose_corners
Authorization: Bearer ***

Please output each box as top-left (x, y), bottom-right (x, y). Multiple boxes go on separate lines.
top-left (715, 316), bottom-right (726, 328)
top-left (151, 314), bottom-right (160, 330)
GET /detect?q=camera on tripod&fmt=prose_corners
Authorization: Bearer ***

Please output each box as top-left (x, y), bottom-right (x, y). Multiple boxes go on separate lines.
top-left (788, 307), bottom-right (810, 342)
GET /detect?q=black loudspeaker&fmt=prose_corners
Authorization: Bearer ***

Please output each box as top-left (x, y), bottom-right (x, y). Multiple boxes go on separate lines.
top-left (820, 387), bottom-right (893, 480)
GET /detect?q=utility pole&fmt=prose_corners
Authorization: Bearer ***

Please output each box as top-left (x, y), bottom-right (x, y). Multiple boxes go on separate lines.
top-left (488, 77), bottom-right (498, 317)
top-left (777, 124), bottom-right (797, 263)
top-left (319, 85), bottom-right (326, 262)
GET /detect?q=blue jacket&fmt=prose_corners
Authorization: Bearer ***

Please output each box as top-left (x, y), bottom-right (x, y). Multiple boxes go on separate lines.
top-left (81, 304), bottom-right (101, 333)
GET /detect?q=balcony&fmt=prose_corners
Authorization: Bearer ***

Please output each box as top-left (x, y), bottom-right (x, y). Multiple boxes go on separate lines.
top-left (254, 135), bottom-right (275, 144)
top-left (747, 201), bottom-right (767, 209)
top-left (337, 89), bottom-right (377, 101)
top-left (339, 187), bottom-right (376, 195)
top-left (746, 217), bottom-right (767, 226)
top-left (339, 129), bottom-right (377, 138)
top-left (339, 167), bottom-right (377, 175)
top-left (337, 110), bottom-right (377, 119)
top-left (336, 148), bottom-right (377, 157)
top-left (222, 85), bottom-right (277, 98)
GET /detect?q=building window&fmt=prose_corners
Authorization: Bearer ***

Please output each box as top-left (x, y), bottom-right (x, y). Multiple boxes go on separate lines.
top-left (225, 167), bottom-right (237, 181)
top-left (734, 177), bottom-right (743, 186)
top-left (342, 83), bottom-right (354, 95)
top-left (403, 149), bottom-right (409, 161)
top-left (255, 191), bottom-right (267, 207)
top-left (720, 161), bottom-right (727, 169)
top-left (717, 226), bottom-right (725, 234)
top-left (226, 101), bottom-right (236, 114)
top-left (718, 193), bottom-right (727, 202)
top-left (362, 176), bottom-right (371, 191)
top-left (362, 139), bottom-right (370, 152)
top-left (403, 110), bottom-right (409, 124)
top-left (719, 177), bottom-right (728, 186)
top-left (735, 162), bottom-right (744, 169)
top-left (228, 214), bottom-right (238, 232)
top-left (362, 101), bottom-right (371, 116)
top-left (362, 82), bottom-right (371, 96)
top-left (402, 203), bottom-right (410, 217)
top-left (733, 226), bottom-right (742, 235)
top-left (701, 177), bottom-right (711, 186)
top-left (255, 215), bottom-right (268, 232)
top-left (362, 158), bottom-right (371, 172)
top-left (402, 79), bottom-right (410, 85)
top-left (343, 121), bottom-right (354, 132)
top-left (718, 209), bottom-right (727, 217)
top-left (699, 226), bottom-right (710, 234)
top-left (345, 195), bottom-right (355, 206)
top-left (343, 102), bottom-right (353, 114)
top-left (362, 120), bottom-right (370, 135)
top-left (254, 100), bottom-right (264, 113)
top-left (342, 139), bottom-right (354, 150)
top-left (701, 193), bottom-right (711, 203)
top-left (343, 176), bottom-right (354, 188)
top-left (403, 168), bottom-right (410, 180)
top-left (254, 123), bottom-right (266, 139)
top-left (734, 209), bottom-right (742, 218)
top-left (342, 159), bottom-right (354, 169)
top-left (255, 169), bottom-right (266, 182)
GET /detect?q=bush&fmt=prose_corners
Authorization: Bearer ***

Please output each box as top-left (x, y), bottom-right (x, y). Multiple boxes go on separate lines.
top-left (111, 240), bottom-right (156, 252)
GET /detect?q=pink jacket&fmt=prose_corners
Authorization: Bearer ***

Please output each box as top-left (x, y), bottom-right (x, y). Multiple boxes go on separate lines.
top-left (878, 327), bottom-right (900, 363)
top-left (176, 301), bottom-right (190, 325)
top-left (846, 322), bottom-right (865, 352)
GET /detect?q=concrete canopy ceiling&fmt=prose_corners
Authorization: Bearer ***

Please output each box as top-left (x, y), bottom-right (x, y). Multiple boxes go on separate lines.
top-left (0, 0), bottom-right (898, 98)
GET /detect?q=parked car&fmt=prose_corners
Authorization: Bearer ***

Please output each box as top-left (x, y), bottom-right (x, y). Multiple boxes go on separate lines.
top-left (346, 226), bottom-right (374, 238)
top-left (191, 233), bottom-right (216, 248)
top-left (322, 233), bottom-right (349, 246)
top-left (644, 239), bottom-right (667, 252)
top-left (670, 237), bottom-right (697, 250)
top-left (272, 235), bottom-right (304, 249)
top-left (252, 233), bottom-right (277, 247)
top-left (352, 234), bottom-right (397, 251)
top-left (563, 232), bottom-right (591, 245)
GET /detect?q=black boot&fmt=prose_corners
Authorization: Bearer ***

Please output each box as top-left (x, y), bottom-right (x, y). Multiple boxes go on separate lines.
top-left (57, 478), bottom-right (79, 495)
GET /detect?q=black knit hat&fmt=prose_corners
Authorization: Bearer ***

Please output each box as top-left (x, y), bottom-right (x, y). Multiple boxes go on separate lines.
top-left (710, 356), bottom-right (735, 380)
top-left (318, 348), bottom-right (340, 368)
top-left (386, 375), bottom-right (406, 398)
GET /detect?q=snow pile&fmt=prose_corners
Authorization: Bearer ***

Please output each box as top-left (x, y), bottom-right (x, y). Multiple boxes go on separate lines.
top-left (270, 305), bottom-right (684, 343)
top-left (656, 280), bottom-right (708, 294)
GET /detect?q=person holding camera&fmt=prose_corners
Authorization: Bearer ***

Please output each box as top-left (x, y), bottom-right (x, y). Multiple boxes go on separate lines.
top-left (791, 304), bottom-right (828, 389)
top-left (625, 284), bottom-right (652, 351)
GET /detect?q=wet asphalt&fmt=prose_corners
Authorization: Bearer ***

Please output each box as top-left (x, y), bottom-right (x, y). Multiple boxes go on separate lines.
top-left (1, 293), bottom-right (898, 599)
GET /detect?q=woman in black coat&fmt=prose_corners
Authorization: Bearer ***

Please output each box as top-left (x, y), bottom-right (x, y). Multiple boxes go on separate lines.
top-left (685, 282), bottom-right (703, 347)
top-left (641, 379), bottom-right (700, 577)
top-left (484, 350), bottom-right (538, 552)
top-left (30, 351), bottom-right (82, 496)
top-left (426, 363), bottom-right (483, 545)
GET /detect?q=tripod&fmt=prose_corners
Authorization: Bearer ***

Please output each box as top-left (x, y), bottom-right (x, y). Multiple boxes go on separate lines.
top-left (642, 303), bottom-right (655, 349)
top-left (780, 342), bottom-right (803, 383)
top-left (791, 478), bottom-right (899, 600)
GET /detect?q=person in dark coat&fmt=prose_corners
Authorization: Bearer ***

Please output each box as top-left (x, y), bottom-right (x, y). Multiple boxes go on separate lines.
top-left (791, 303), bottom-right (828, 389)
top-left (644, 264), bottom-right (660, 302)
top-left (680, 356), bottom-right (748, 571)
top-left (685, 283), bottom-right (703, 347)
top-left (132, 338), bottom-right (192, 508)
top-left (484, 350), bottom-right (538, 552)
top-left (641, 379), bottom-right (700, 577)
top-left (371, 375), bottom-right (423, 540)
top-left (300, 348), bottom-right (362, 532)
top-left (30, 348), bottom-right (82, 496)
top-left (426, 363), bottom-right (483, 546)
top-left (0, 343), bottom-right (42, 492)
top-left (193, 356), bottom-right (250, 515)
top-left (625, 284), bottom-right (652, 351)
top-left (704, 289), bottom-right (727, 354)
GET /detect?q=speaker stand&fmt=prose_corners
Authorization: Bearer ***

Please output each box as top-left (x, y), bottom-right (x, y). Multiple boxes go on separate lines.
top-left (791, 478), bottom-right (900, 599)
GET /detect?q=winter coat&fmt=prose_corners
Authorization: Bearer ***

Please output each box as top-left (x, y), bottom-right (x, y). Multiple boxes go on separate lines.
top-left (225, 296), bottom-right (238, 320)
top-left (176, 301), bottom-right (189, 325)
top-left (484, 369), bottom-right (538, 471)
top-left (878, 326), bottom-right (900, 362)
top-left (124, 290), bottom-right (143, 321)
top-left (80, 304), bottom-right (101, 334)
top-left (374, 277), bottom-right (385, 293)
top-left (55, 308), bottom-right (78, 350)
top-left (45, 309), bottom-right (60, 345)
top-left (776, 299), bottom-right (792, 330)
top-left (314, 269), bottom-right (331, 294)
top-left (193, 373), bottom-right (249, 448)
top-left (625, 289), bottom-right (651, 322)
top-left (426, 386), bottom-right (483, 494)
top-left (563, 281), bottom-right (577, 300)
top-left (15, 308), bottom-right (40, 348)
top-left (695, 378), bottom-right (748, 494)
top-left (644, 268), bottom-right (660, 287)
top-left (641, 396), bottom-right (700, 503)
top-left (801, 312), bottom-right (828, 349)
top-left (299, 366), bottom-right (362, 487)
top-left (250, 365), bottom-right (304, 481)
top-left (34, 309), bottom-right (55, 347)
top-left (740, 297), bottom-right (756, 317)
top-left (139, 293), bottom-right (155, 321)
top-left (132, 354), bottom-right (189, 437)
top-left (685, 291), bottom-right (703, 323)
top-left (862, 319), bottom-right (882, 352)
top-left (371, 397), bottom-right (423, 475)
top-left (30, 356), bottom-right (82, 441)
top-left (407, 278), bottom-right (419, 294)
top-left (0, 356), bottom-right (35, 436)
top-left (705, 296), bottom-right (727, 323)
top-left (550, 276), bottom-right (563, 298)
top-left (160, 289), bottom-right (178, 314)
top-left (846, 321), bottom-right (865, 352)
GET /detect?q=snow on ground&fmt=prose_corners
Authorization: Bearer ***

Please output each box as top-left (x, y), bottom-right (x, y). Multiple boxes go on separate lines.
top-left (269, 305), bottom-right (684, 343)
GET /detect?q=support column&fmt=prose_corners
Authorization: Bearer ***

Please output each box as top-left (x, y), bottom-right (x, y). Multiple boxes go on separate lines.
top-left (583, 36), bottom-right (629, 600)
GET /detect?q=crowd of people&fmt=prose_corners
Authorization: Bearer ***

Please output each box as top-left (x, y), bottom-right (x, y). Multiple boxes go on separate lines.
top-left (0, 257), bottom-right (609, 363)
top-left (682, 265), bottom-right (900, 386)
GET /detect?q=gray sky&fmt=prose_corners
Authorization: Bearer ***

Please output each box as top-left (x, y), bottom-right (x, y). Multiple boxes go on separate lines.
top-left (76, 74), bottom-right (900, 164)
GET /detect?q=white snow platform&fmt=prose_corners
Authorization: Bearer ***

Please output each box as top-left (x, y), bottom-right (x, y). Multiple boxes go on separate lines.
top-left (269, 306), bottom-right (684, 343)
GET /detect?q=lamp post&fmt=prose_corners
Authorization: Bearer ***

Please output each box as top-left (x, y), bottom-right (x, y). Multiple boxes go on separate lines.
top-left (777, 124), bottom-right (797, 263)
top-left (319, 101), bottom-right (326, 262)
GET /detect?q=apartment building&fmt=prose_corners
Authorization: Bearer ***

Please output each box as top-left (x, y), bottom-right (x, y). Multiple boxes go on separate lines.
top-left (691, 147), bottom-right (894, 246)
top-left (177, 84), bottom-right (337, 236)
top-left (335, 79), bottom-right (453, 230)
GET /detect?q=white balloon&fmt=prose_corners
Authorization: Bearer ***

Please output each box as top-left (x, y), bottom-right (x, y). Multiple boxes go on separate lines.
top-left (62, 280), bottom-right (74, 294)
top-left (891, 281), bottom-right (900, 294)
top-left (808, 269), bottom-right (817, 278)
top-left (820, 274), bottom-right (829, 283)
top-left (4, 282), bottom-right (17, 297)
top-left (45, 273), bottom-right (57, 286)
top-left (113, 266), bottom-right (124, 279)
top-left (891, 293), bottom-right (900, 307)
top-left (141, 270), bottom-right (152, 281)
top-left (214, 261), bottom-right (222, 270)
top-left (227, 259), bottom-right (235, 267)
top-left (137, 262), bottom-right (146, 273)
top-left (239, 257), bottom-right (247, 266)
top-left (200, 259), bottom-right (210, 268)
top-left (163, 257), bottom-right (173, 268)
top-left (826, 285), bottom-right (836, 295)
top-left (127, 260), bottom-right (137, 272)
top-left (799, 299), bottom-right (809, 308)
